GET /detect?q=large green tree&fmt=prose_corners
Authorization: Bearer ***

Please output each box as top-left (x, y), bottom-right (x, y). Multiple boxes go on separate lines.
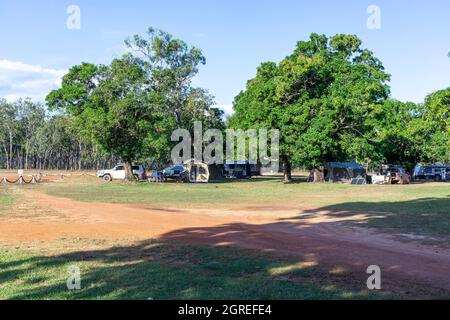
top-left (230, 33), bottom-right (390, 182)
top-left (365, 88), bottom-right (449, 172)
top-left (420, 88), bottom-right (450, 163)
top-left (376, 99), bottom-right (424, 172)
top-left (125, 27), bottom-right (224, 131)
top-left (47, 55), bottom-right (167, 179)
top-left (0, 99), bottom-right (17, 169)
top-left (47, 27), bottom-right (223, 179)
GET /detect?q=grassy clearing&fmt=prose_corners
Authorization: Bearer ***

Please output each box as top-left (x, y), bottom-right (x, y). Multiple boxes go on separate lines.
top-left (38, 177), bottom-right (450, 239)
top-left (38, 177), bottom-right (448, 208)
top-left (1, 179), bottom-right (449, 299)
top-left (0, 190), bottom-right (13, 212)
top-left (0, 240), bottom-right (399, 300)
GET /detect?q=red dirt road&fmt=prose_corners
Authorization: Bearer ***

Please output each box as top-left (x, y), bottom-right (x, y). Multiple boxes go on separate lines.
top-left (1, 191), bottom-right (450, 292)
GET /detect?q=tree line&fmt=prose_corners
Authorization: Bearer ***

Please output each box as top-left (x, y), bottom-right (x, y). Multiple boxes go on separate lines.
top-left (0, 98), bottom-right (118, 170)
top-left (1, 29), bottom-right (448, 181)
top-left (0, 28), bottom-right (224, 175)
top-left (230, 34), bottom-right (449, 181)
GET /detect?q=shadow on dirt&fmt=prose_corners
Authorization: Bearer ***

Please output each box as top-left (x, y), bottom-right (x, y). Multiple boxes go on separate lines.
top-left (2, 197), bottom-right (449, 300)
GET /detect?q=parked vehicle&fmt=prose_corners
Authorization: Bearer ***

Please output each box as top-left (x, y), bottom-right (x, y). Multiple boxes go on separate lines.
top-left (372, 165), bottom-right (410, 184)
top-left (413, 165), bottom-right (450, 182)
top-left (162, 165), bottom-right (188, 182)
top-left (96, 164), bottom-right (147, 182)
top-left (224, 161), bottom-right (259, 179)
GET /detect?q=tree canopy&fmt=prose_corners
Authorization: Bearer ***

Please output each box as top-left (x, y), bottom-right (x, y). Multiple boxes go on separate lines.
top-left (230, 33), bottom-right (391, 181)
top-left (1, 30), bottom-right (448, 179)
top-left (46, 27), bottom-right (223, 179)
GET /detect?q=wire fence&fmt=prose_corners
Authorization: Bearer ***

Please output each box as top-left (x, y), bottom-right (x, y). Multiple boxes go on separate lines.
top-left (0, 172), bottom-right (97, 186)
top-left (1, 175), bottom-right (41, 185)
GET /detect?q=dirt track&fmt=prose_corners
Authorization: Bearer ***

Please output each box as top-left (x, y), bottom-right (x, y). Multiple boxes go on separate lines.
top-left (1, 190), bottom-right (450, 292)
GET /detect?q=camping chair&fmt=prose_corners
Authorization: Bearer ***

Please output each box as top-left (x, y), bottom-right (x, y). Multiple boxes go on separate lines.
top-left (150, 170), bottom-right (164, 183)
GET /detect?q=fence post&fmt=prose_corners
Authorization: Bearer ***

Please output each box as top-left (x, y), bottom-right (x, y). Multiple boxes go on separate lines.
top-left (18, 169), bottom-right (24, 185)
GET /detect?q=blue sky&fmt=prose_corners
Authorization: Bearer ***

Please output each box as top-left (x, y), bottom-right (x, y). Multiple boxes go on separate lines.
top-left (0, 0), bottom-right (449, 115)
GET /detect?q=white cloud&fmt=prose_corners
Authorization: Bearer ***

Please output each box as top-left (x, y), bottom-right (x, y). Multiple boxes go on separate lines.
top-left (0, 60), bottom-right (66, 77)
top-left (214, 104), bottom-right (234, 117)
top-left (0, 59), bottom-right (67, 102)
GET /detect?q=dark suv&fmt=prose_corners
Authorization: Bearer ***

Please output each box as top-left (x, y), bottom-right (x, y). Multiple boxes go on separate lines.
top-left (162, 165), bottom-right (188, 182)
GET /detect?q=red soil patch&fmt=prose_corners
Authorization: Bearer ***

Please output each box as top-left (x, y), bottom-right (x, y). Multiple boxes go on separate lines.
top-left (1, 191), bottom-right (450, 293)
top-left (1, 174), bottom-right (96, 183)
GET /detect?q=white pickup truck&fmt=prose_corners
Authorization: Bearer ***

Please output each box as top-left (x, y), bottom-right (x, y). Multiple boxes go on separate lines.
top-left (96, 164), bottom-right (146, 182)
top-left (372, 165), bottom-right (411, 185)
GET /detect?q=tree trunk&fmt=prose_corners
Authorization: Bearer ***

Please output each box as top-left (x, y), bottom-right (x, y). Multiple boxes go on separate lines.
top-left (3, 145), bottom-right (9, 169)
top-left (123, 160), bottom-right (135, 181)
top-left (8, 130), bottom-right (12, 169)
top-left (78, 141), bottom-right (82, 170)
top-left (25, 142), bottom-right (29, 170)
top-left (313, 167), bottom-right (325, 183)
top-left (282, 155), bottom-right (292, 183)
top-left (8, 130), bottom-right (13, 170)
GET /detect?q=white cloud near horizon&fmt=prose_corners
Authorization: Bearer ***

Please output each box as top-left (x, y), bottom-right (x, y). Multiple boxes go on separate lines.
top-left (0, 59), bottom-right (67, 102)
top-left (214, 104), bottom-right (234, 117)
top-left (0, 59), bottom-right (235, 117)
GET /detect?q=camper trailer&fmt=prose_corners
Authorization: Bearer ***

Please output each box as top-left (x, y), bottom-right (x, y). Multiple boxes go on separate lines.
top-left (413, 165), bottom-right (450, 182)
top-left (224, 161), bottom-right (259, 179)
top-left (325, 162), bottom-right (367, 184)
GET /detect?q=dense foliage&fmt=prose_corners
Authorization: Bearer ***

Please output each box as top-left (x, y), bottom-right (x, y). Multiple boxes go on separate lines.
top-left (230, 33), bottom-right (449, 181)
top-left (0, 31), bottom-right (448, 177)
top-left (45, 28), bottom-right (223, 177)
top-left (0, 98), bottom-right (117, 170)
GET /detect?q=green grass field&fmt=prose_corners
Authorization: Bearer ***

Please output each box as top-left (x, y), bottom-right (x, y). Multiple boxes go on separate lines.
top-left (1, 177), bottom-right (449, 300)
top-left (0, 240), bottom-right (393, 300)
top-left (0, 191), bottom-right (13, 209)
top-left (38, 177), bottom-right (450, 239)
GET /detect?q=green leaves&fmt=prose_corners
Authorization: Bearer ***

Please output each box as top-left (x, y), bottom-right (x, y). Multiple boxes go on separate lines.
top-left (329, 34), bottom-right (362, 56)
top-left (46, 27), bottom-right (223, 169)
top-left (46, 63), bottom-right (101, 115)
top-left (231, 33), bottom-right (391, 170)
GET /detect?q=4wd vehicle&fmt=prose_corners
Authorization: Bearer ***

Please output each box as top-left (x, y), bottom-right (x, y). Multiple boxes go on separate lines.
top-left (162, 165), bottom-right (188, 182)
top-left (96, 164), bottom-right (147, 182)
top-left (372, 165), bottom-right (411, 184)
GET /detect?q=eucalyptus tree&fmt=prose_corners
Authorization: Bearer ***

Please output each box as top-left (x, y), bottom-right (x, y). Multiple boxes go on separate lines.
top-left (125, 27), bottom-right (224, 130)
top-left (0, 99), bottom-right (18, 169)
top-left (47, 55), bottom-right (163, 179)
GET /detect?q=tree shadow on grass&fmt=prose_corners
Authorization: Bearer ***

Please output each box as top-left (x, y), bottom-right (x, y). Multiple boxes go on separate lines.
top-left (1, 239), bottom-right (387, 300)
top-left (295, 196), bottom-right (450, 239)
top-left (2, 197), bottom-right (450, 300)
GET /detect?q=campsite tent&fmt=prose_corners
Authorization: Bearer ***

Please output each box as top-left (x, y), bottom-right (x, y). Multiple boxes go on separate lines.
top-left (183, 159), bottom-right (210, 183)
top-left (325, 162), bottom-right (367, 184)
top-left (223, 161), bottom-right (260, 178)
